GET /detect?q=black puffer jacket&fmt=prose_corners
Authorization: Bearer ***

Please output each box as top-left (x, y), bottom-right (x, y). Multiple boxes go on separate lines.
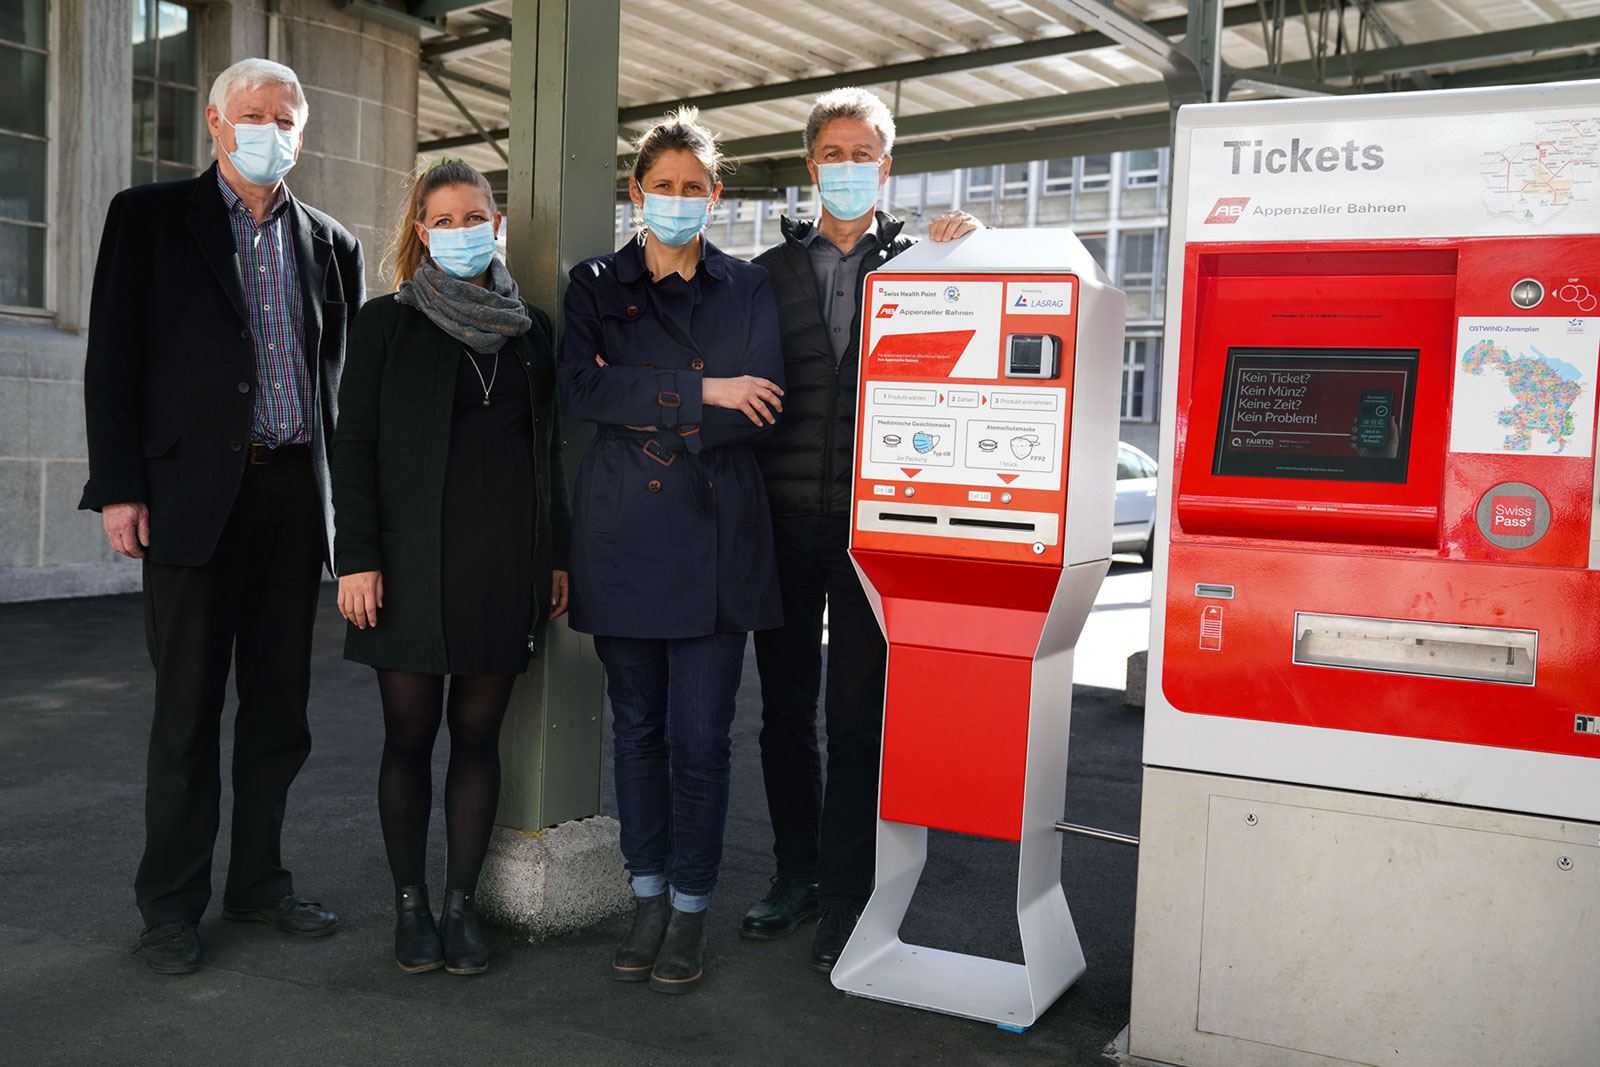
top-left (752, 212), bottom-right (916, 517)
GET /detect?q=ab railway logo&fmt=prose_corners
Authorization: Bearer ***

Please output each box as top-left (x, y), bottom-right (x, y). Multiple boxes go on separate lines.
top-left (875, 304), bottom-right (898, 318)
top-left (1204, 197), bottom-right (1250, 224)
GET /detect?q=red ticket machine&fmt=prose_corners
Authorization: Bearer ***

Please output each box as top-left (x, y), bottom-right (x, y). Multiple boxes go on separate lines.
top-left (828, 230), bottom-right (1125, 1027)
top-left (1131, 83), bottom-right (1600, 1066)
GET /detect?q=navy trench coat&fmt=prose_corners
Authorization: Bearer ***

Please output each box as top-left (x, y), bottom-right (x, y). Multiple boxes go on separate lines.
top-left (559, 235), bottom-right (784, 639)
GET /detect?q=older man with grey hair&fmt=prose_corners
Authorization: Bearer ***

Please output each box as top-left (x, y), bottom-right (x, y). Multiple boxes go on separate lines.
top-left (745, 87), bottom-right (979, 972)
top-left (80, 57), bottom-right (364, 974)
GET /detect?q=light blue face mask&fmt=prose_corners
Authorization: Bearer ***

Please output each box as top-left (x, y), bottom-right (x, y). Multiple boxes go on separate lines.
top-left (427, 221), bottom-right (498, 279)
top-left (816, 160), bottom-right (883, 222)
top-left (223, 116), bottom-right (299, 187)
top-left (641, 193), bottom-right (711, 248)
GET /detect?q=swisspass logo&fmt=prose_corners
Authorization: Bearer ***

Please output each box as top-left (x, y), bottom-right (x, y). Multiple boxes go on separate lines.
top-left (875, 304), bottom-right (898, 318)
top-left (1205, 197), bottom-right (1250, 224)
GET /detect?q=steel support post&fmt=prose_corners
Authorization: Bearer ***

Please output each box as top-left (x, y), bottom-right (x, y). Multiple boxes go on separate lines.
top-left (496, 0), bottom-right (619, 832)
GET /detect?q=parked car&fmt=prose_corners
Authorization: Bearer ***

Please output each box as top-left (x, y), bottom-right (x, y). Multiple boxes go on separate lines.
top-left (1113, 442), bottom-right (1158, 564)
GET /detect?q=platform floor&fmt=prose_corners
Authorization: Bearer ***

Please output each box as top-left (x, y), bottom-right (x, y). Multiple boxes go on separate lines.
top-left (0, 563), bottom-right (1149, 1067)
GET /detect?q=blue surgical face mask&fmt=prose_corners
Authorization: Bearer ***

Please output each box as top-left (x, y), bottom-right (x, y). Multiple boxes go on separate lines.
top-left (816, 160), bottom-right (883, 221)
top-left (222, 115), bottom-right (299, 187)
top-left (427, 221), bottom-right (498, 279)
top-left (641, 193), bottom-right (711, 248)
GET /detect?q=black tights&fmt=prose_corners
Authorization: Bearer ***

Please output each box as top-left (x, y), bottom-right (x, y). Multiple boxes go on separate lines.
top-left (375, 670), bottom-right (515, 893)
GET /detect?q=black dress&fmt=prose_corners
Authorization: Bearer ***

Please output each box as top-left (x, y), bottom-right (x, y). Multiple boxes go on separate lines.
top-left (440, 342), bottom-right (537, 675)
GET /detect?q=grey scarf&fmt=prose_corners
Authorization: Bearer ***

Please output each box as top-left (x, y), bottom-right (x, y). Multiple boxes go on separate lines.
top-left (396, 259), bottom-right (532, 354)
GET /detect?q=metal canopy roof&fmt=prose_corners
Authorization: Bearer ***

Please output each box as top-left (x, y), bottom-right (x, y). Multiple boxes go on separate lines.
top-left (373, 0), bottom-right (1600, 189)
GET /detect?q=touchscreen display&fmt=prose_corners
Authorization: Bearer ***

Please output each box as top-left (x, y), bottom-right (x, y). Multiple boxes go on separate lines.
top-left (1212, 348), bottom-right (1417, 482)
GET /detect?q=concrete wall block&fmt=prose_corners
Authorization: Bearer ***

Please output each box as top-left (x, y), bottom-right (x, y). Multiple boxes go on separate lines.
top-left (0, 460), bottom-right (42, 567)
top-left (360, 32), bottom-right (418, 113)
top-left (0, 378), bottom-right (26, 457)
top-left (24, 325), bottom-right (87, 381)
top-left (360, 99), bottom-right (418, 174)
top-left (0, 321), bottom-right (86, 381)
top-left (43, 461), bottom-right (111, 565)
top-left (303, 86), bottom-right (362, 163)
top-left (284, 16), bottom-right (365, 99)
top-left (27, 381), bottom-right (87, 459)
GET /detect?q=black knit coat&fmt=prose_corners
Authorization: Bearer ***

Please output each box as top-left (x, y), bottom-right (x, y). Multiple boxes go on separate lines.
top-left (330, 293), bottom-right (571, 672)
top-left (750, 211), bottom-right (915, 518)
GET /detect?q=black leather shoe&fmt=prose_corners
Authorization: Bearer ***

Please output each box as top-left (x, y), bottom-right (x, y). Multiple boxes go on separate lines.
top-left (440, 889), bottom-right (489, 975)
top-left (612, 892), bottom-right (670, 982)
top-left (134, 921), bottom-right (202, 975)
top-left (738, 875), bottom-right (820, 941)
top-left (394, 885), bottom-right (444, 973)
top-left (809, 899), bottom-right (860, 973)
top-left (649, 907), bottom-right (706, 994)
top-left (223, 894), bottom-right (338, 937)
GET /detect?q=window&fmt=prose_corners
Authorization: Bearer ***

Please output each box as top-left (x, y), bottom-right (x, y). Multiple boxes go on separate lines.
top-left (132, 1), bottom-right (201, 185)
top-left (1117, 230), bottom-right (1159, 291)
top-left (1122, 336), bottom-right (1162, 421)
top-left (0, 0), bottom-right (48, 309)
top-left (1002, 162), bottom-right (1030, 194)
top-left (1078, 233), bottom-right (1108, 271)
top-left (1043, 158), bottom-right (1073, 194)
top-left (966, 165), bottom-right (994, 197)
top-left (1081, 154), bottom-right (1111, 189)
top-left (924, 171), bottom-right (953, 209)
top-left (1125, 149), bottom-right (1161, 187)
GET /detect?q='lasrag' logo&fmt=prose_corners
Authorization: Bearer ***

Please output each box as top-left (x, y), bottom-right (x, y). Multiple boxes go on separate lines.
top-left (1205, 196), bottom-right (1250, 224)
top-left (875, 304), bottom-right (898, 318)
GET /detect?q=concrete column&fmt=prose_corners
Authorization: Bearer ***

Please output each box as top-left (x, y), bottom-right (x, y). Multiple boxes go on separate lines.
top-left (478, 0), bottom-right (630, 938)
top-left (268, 0), bottom-right (421, 294)
top-left (53, 0), bottom-right (132, 333)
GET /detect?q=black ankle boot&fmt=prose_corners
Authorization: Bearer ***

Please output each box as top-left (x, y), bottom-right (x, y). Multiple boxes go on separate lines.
top-left (612, 892), bottom-right (670, 982)
top-left (394, 885), bottom-right (444, 973)
top-left (649, 907), bottom-right (706, 994)
top-left (440, 889), bottom-right (489, 975)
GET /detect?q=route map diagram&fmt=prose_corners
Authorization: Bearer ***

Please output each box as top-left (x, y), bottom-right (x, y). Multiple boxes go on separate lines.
top-left (1480, 117), bottom-right (1600, 226)
top-left (1450, 319), bottom-right (1597, 458)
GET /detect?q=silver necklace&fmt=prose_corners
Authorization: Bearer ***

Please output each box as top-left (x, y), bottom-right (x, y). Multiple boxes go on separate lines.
top-left (463, 347), bottom-right (499, 406)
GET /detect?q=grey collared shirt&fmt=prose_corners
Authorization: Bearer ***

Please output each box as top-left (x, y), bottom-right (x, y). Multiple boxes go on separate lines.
top-left (802, 222), bottom-right (880, 364)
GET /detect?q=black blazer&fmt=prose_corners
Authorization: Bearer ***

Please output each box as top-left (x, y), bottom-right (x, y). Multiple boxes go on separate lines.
top-left (331, 293), bottom-right (571, 671)
top-left (78, 163), bottom-right (365, 566)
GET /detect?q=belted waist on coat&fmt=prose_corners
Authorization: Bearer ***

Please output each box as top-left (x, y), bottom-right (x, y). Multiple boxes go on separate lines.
top-left (597, 424), bottom-right (713, 516)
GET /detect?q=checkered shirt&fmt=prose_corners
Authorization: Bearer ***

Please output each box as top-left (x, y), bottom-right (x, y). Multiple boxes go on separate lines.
top-left (218, 170), bottom-right (310, 446)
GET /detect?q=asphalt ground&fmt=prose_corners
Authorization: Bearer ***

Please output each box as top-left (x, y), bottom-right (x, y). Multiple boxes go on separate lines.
top-left (0, 561), bottom-right (1150, 1067)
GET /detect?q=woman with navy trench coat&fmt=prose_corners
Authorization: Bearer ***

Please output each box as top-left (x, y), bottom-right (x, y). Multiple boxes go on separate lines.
top-left (559, 109), bottom-right (784, 995)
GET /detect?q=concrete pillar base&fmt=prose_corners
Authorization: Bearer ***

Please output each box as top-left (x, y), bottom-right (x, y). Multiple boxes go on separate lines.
top-left (1125, 649), bottom-right (1148, 707)
top-left (475, 816), bottom-right (632, 940)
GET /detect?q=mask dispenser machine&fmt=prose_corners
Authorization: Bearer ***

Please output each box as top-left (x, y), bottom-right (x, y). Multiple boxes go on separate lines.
top-left (829, 229), bottom-right (1125, 1027)
top-left (1130, 81), bottom-right (1600, 1067)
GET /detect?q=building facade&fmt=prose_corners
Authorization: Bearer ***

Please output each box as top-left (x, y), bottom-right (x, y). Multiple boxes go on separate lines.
top-left (615, 147), bottom-right (1170, 456)
top-left (0, 0), bottom-right (419, 601)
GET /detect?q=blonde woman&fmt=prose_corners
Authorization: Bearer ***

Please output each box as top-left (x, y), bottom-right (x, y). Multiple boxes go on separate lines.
top-left (331, 160), bottom-right (569, 975)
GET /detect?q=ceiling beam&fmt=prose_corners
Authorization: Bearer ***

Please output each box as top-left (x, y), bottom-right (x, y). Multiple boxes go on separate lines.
top-left (407, 0), bottom-right (501, 16)
top-left (615, 3), bottom-right (1269, 124)
top-left (419, 23), bottom-right (511, 59)
top-left (420, 12), bottom-right (1600, 156)
top-left (1275, 13), bottom-right (1600, 83)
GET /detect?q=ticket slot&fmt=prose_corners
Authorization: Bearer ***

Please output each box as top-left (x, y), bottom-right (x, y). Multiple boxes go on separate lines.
top-left (1292, 612), bottom-right (1536, 686)
top-left (855, 501), bottom-right (1060, 546)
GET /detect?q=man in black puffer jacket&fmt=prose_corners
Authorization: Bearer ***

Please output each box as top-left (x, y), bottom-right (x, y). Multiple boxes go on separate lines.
top-left (743, 87), bottom-right (979, 973)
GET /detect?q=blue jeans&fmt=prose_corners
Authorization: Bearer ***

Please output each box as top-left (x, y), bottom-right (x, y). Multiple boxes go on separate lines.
top-left (594, 632), bottom-right (747, 897)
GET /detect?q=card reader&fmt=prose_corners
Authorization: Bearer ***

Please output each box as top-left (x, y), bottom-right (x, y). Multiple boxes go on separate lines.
top-left (1004, 334), bottom-right (1061, 379)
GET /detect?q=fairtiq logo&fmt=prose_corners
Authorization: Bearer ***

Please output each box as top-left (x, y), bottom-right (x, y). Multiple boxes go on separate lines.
top-left (875, 304), bottom-right (898, 318)
top-left (1204, 197), bottom-right (1250, 224)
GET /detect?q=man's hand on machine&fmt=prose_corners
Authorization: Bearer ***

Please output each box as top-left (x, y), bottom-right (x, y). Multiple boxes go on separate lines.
top-left (928, 210), bottom-right (983, 242)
